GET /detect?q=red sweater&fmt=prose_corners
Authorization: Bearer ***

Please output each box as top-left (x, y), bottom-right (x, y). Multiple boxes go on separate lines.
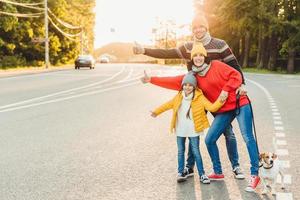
top-left (150, 60), bottom-right (249, 113)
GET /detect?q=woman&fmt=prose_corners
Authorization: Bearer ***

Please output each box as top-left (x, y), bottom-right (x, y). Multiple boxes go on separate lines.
top-left (141, 42), bottom-right (260, 192)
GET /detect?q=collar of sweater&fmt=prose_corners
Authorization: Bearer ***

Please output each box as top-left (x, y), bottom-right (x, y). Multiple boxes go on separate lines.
top-left (192, 63), bottom-right (211, 76)
top-left (194, 32), bottom-right (211, 46)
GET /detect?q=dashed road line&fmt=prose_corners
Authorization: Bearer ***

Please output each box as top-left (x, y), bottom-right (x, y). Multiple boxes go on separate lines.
top-left (247, 78), bottom-right (293, 199)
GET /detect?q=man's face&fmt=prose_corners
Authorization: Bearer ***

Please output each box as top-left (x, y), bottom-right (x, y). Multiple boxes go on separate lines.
top-left (192, 26), bottom-right (207, 40)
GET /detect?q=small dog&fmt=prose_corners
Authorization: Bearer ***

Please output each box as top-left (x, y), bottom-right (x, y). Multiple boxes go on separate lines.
top-left (259, 152), bottom-right (285, 195)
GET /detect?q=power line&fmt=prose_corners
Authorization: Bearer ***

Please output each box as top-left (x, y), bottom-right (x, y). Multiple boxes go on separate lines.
top-left (0, 0), bottom-right (44, 10)
top-left (0, 10), bottom-right (42, 17)
top-left (48, 15), bottom-right (81, 38)
top-left (48, 8), bottom-right (81, 29)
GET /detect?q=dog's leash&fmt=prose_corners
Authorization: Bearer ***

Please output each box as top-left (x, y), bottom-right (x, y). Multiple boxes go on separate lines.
top-left (236, 94), bottom-right (260, 157)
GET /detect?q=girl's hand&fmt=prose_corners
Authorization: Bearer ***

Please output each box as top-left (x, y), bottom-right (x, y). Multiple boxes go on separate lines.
top-left (218, 90), bottom-right (228, 102)
top-left (141, 70), bottom-right (151, 84)
top-left (150, 111), bottom-right (157, 117)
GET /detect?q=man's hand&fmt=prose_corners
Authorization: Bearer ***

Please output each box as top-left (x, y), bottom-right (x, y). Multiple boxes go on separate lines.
top-left (150, 111), bottom-right (157, 118)
top-left (141, 70), bottom-right (151, 84)
top-left (218, 90), bottom-right (228, 102)
top-left (133, 41), bottom-right (145, 54)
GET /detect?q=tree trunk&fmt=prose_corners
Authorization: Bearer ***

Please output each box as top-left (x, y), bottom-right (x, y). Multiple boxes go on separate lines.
top-left (287, 48), bottom-right (295, 74)
top-left (240, 36), bottom-right (245, 65)
top-left (242, 31), bottom-right (251, 68)
top-left (256, 25), bottom-right (262, 66)
top-left (267, 33), bottom-right (278, 71)
top-left (258, 36), bottom-right (268, 69)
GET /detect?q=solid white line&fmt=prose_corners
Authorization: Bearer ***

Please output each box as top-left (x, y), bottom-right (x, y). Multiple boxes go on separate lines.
top-left (0, 81), bottom-right (140, 113)
top-left (0, 67), bottom-right (126, 110)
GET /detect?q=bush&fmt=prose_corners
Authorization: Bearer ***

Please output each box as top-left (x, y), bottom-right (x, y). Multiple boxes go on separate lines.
top-left (0, 56), bottom-right (26, 68)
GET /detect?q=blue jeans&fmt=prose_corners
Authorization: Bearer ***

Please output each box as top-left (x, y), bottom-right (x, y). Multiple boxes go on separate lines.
top-left (186, 121), bottom-right (239, 170)
top-left (205, 104), bottom-right (259, 175)
top-left (177, 136), bottom-right (205, 176)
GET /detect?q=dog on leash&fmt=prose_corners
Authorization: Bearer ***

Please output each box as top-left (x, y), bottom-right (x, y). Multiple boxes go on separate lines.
top-left (259, 152), bottom-right (285, 195)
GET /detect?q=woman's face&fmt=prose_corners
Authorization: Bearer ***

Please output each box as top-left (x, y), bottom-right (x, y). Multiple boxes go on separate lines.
top-left (193, 54), bottom-right (205, 67)
top-left (183, 83), bottom-right (194, 96)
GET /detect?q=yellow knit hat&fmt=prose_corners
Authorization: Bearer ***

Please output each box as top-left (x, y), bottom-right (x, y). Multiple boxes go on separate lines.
top-left (192, 14), bottom-right (209, 31)
top-left (191, 42), bottom-right (207, 59)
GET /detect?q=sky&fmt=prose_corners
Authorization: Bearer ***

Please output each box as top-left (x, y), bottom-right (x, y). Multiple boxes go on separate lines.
top-left (94, 0), bottom-right (194, 49)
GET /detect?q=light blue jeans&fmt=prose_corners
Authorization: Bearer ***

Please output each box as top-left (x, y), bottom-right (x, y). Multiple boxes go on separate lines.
top-left (205, 104), bottom-right (259, 175)
top-left (177, 136), bottom-right (205, 176)
top-left (186, 121), bottom-right (239, 170)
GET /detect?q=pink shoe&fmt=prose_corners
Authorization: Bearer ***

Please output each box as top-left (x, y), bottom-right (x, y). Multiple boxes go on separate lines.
top-left (245, 175), bottom-right (260, 192)
top-left (208, 172), bottom-right (224, 180)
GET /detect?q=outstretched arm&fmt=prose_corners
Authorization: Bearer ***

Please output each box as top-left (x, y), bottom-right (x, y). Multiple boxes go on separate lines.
top-left (141, 70), bottom-right (184, 91)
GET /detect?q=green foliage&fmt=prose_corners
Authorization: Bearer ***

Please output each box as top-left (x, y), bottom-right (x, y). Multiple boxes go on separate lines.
top-left (0, 0), bottom-right (95, 68)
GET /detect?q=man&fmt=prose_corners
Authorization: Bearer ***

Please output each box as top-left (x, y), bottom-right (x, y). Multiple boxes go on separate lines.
top-left (134, 14), bottom-right (246, 180)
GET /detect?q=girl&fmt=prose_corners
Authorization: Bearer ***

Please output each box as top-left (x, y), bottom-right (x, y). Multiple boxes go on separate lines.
top-left (143, 42), bottom-right (260, 192)
top-left (150, 73), bottom-right (225, 184)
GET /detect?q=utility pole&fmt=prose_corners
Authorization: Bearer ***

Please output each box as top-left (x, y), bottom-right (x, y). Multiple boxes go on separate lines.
top-left (80, 27), bottom-right (83, 55)
top-left (44, 0), bottom-right (50, 68)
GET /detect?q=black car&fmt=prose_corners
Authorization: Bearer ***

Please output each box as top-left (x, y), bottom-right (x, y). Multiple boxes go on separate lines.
top-left (75, 55), bottom-right (95, 69)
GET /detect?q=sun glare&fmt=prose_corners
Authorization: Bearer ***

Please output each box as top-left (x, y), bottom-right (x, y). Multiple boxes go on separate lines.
top-left (94, 0), bottom-right (194, 48)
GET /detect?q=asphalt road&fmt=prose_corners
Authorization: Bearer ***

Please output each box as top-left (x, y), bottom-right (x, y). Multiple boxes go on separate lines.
top-left (0, 64), bottom-right (299, 200)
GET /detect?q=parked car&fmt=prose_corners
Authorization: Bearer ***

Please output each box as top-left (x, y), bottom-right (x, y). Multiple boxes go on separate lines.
top-left (75, 55), bottom-right (95, 69)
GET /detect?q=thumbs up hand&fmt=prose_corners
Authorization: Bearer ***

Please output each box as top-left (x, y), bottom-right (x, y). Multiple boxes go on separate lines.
top-left (133, 41), bottom-right (145, 54)
top-left (141, 70), bottom-right (151, 84)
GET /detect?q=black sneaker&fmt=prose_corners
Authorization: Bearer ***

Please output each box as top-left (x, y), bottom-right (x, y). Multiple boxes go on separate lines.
top-left (233, 166), bottom-right (245, 179)
top-left (177, 173), bottom-right (187, 182)
top-left (184, 168), bottom-right (194, 177)
top-left (200, 174), bottom-right (210, 184)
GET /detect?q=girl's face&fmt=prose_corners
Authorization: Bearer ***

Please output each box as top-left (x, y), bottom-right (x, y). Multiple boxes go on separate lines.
top-left (183, 83), bottom-right (195, 96)
top-left (193, 54), bottom-right (205, 67)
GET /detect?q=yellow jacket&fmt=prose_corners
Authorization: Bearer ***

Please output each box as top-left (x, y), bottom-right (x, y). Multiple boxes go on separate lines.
top-left (153, 89), bottom-right (224, 133)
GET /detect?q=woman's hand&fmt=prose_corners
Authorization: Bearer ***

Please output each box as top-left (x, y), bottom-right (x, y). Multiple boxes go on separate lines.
top-left (236, 84), bottom-right (247, 95)
top-left (141, 70), bottom-right (151, 83)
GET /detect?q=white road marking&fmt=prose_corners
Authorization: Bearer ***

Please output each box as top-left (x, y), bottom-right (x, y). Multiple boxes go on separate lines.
top-left (247, 78), bottom-right (293, 199)
top-left (276, 140), bottom-right (287, 145)
top-left (276, 149), bottom-right (289, 156)
top-left (276, 193), bottom-right (293, 200)
top-left (277, 174), bottom-right (292, 184)
top-left (275, 126), bottom-right (284, 131)
top-left (274, 121), bottom-right (283, 125)
top-left (273, 116), bottom-right (281, 120)
top-left (275, 133), bottom-right (285, 137)
top-left (280, 160), bottom-right (290, 168)
top-left (0, 80), bottom-right (140, 113)
top-left (0, 66), bottom-right (126, 110)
